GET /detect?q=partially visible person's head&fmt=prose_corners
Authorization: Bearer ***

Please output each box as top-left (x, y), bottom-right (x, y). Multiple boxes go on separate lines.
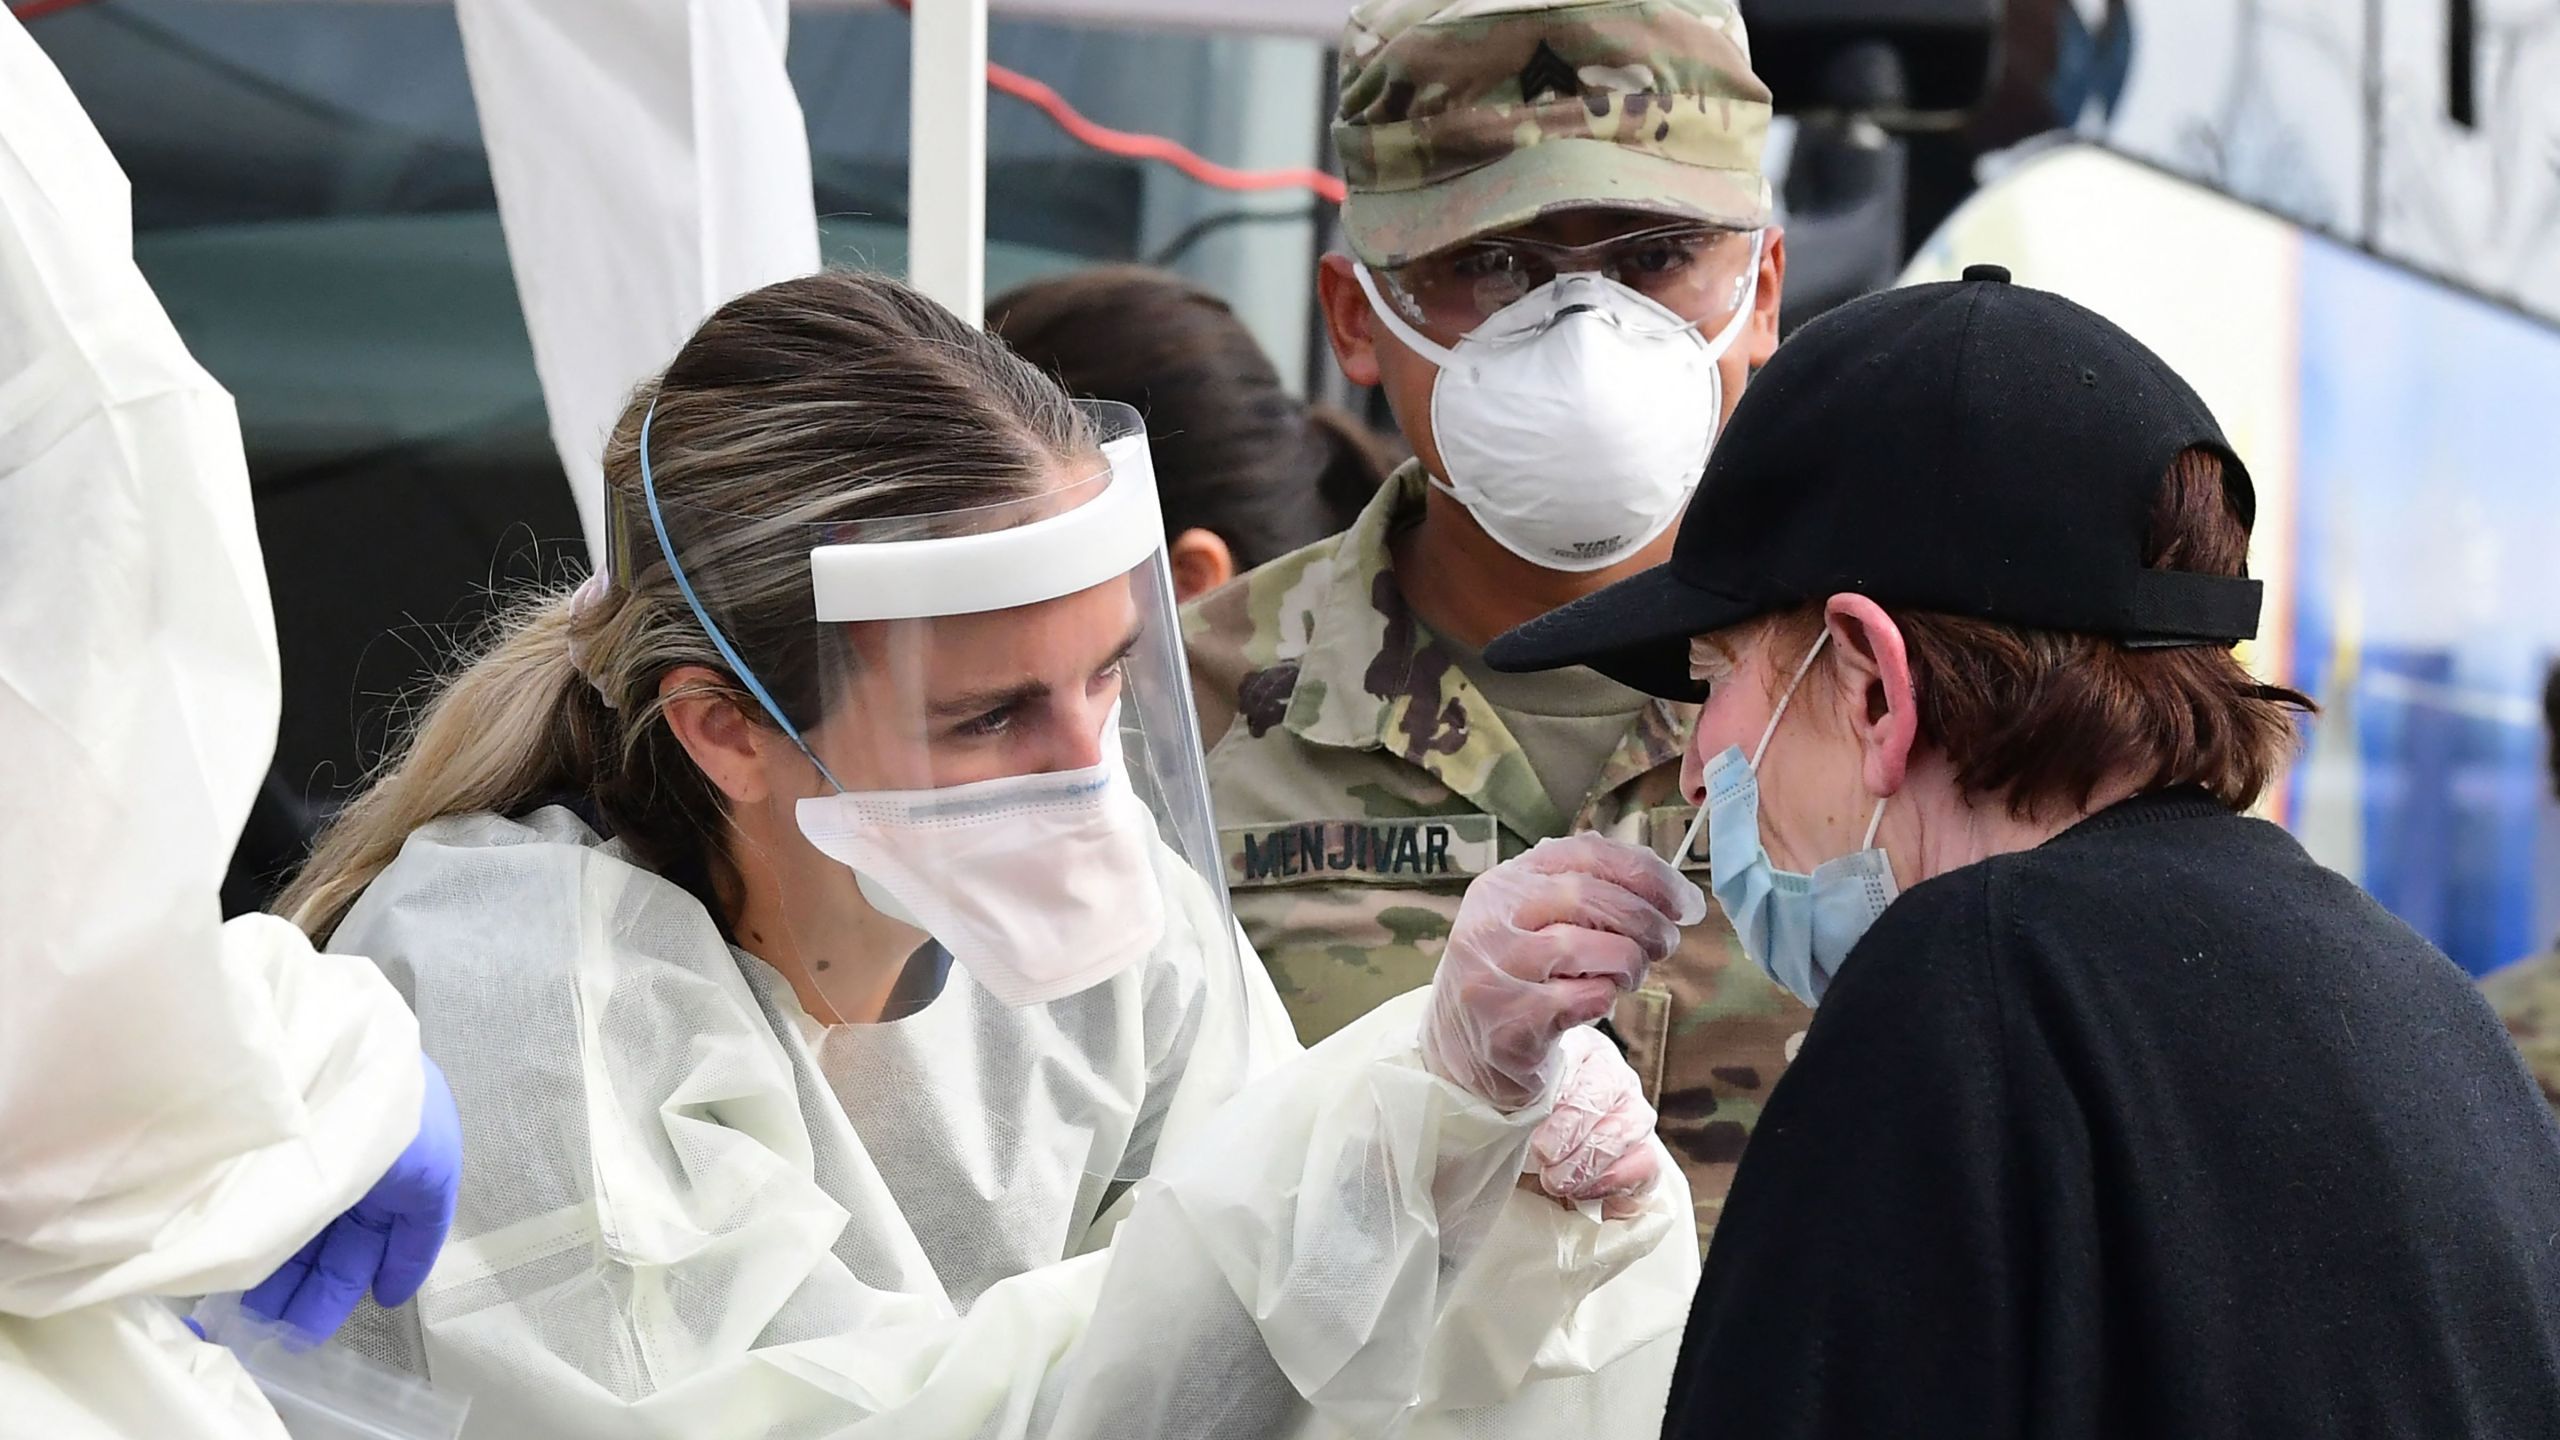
top-left (2545, 664), bottom-right (2560, 801)
top-left (283, 270), bottom-right (1106, 943)
top-left (990, 266), bottom-right (1394, 598)
top-left (1681, 447), bottom-right (2304, 875)
top-left (1484, 267), bottom-right (2312, 886)
top-left (1313, 0), bottom-right (1786, 573)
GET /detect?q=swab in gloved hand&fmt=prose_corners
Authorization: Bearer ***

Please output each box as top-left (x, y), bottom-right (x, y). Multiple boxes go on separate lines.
top-left (1526, 1026), bottom-right (1663, 1220)
top-left (1421, 833), bottom-right (1706, 1111)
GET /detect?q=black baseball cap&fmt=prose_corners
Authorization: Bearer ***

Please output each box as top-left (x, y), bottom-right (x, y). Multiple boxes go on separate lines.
top-left (1482, 263), bottom-right (2264, 701)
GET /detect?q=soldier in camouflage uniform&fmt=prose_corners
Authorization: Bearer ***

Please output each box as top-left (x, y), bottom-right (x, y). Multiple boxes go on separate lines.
top-left (1184, 0), bottom-right (1803, 1253)
top-left (2484, 956), bottom-right (2560, 1112)
top-left (2483, 666), bottom-right (2560, 1112)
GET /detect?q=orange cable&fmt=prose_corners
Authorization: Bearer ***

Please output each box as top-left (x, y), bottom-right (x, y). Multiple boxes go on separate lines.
top-left (881, 0), bottom-right (1344, 203)
top-left (982, 57), bottom-right (1342, 201)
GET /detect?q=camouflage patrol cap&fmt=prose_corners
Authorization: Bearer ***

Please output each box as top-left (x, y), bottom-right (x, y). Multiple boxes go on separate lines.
top-left (1333, 0), bottom-right (1775, 269)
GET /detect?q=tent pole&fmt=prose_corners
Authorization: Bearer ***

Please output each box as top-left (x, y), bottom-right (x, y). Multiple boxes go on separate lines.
top-left (909, 0), bottom-right (990, 323)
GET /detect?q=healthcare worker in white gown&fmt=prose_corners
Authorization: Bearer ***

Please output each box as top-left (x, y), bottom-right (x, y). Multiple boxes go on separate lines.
top-left (281, 264), bottom-right (1702, 1438)
top-left (0, 15), bottom-right (460, 1438)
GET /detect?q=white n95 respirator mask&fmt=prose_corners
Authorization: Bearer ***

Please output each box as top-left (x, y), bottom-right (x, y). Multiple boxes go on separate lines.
top-left (1355, 260), bottom-right (1760, 573)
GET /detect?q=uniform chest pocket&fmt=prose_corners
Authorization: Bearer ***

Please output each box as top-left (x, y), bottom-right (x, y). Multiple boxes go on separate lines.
top-left (1221, 816), bottom-right (1500, 889)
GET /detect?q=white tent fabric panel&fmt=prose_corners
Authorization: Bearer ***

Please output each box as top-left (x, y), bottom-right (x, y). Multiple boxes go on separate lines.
top-left (455, 0), bottom-right (822, 561)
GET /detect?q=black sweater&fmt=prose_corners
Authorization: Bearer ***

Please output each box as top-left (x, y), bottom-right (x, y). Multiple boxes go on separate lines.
top-left (1661, 790), bottom-right (2560, 1439)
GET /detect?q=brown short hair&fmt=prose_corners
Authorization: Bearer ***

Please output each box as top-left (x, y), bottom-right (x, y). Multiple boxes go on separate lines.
top-left (1754, 447), bottom-right (2312, 818)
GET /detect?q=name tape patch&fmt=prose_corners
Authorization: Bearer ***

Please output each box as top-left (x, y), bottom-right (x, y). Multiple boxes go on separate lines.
top-left (1222, 816), bottom-right (1499, 887)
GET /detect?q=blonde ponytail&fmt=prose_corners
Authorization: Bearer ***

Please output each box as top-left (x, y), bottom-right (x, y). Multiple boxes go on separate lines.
top-left (280, 591), bottom-right (602, 943)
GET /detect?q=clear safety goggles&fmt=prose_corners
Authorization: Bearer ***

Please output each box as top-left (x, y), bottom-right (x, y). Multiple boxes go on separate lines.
top-left (631, 399), bottom-right (1265, 1186)
top-left (1371, 222), bottom-right (1764, 344)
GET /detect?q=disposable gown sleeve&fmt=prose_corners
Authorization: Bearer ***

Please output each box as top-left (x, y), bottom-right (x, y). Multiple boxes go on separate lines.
top-left (343, 820), bottom-right (1688, 1439)
top-left (0, 13), bottom-right (421, 1319)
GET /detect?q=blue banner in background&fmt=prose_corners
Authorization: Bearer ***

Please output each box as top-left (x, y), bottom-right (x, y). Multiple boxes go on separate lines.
top-left (2289, 238), bottom-right (2560, 976)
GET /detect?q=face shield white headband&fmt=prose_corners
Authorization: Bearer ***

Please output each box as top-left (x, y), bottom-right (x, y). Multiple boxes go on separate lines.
top-left (1353, 229), bottom-right (1764, 573)
top-left (637, 402), bottom-right (1171, 1008)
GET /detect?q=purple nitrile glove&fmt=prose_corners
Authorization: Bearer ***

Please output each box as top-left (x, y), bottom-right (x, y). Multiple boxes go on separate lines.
top-left (243, 1054), bottom-right (461, 1346)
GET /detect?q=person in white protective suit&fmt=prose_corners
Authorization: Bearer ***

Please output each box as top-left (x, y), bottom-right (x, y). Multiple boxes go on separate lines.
top-left (0, 15), bottom-right (460, 1439)
top-left (276, 268), bottom-right (1703, 1439)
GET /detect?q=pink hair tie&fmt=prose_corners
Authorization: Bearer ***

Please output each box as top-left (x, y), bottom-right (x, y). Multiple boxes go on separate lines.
top-left (566, 571), bottom-right (618, 708)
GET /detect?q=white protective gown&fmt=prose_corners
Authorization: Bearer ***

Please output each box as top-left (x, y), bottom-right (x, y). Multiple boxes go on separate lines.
top-left (331, 807), bottom-right (1694, 1438)
top-left (0, 15), bottom-right (426, 1440)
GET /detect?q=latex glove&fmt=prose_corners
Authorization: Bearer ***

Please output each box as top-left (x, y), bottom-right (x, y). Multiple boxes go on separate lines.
top-left (1527, 1026), bottom-right (1662, 1220)
top-left (1422, 833), bottom-right (1704, 1110)
top-left (244, 1054), bottom-right (462, 1344)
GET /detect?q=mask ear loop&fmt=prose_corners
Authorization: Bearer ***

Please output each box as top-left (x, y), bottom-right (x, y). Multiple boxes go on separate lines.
top-left (1752, 629), bottom-right (1831, 770)
top-left (1860, 794), bottom-right (1889, 850)
top-left (638, 397), bottom-right (848, 794)
top-left (1765, 629), bottom-right (1894, 849)
top-left (1352, 263), bottom-right (1468, 371)
top-left (1676, 625), bottom-right (1827, 864)
top-left (1686, 623), bottom-right (1892, 865)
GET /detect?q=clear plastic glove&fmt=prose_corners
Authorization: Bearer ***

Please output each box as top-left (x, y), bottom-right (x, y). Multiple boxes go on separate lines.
top-left (244, 1054), bottom-right (462, 1345)
top-left (1422, 833), bottom-right (1705, 1111)
top-left (1527, 1026), bottom-right (1662, 1220)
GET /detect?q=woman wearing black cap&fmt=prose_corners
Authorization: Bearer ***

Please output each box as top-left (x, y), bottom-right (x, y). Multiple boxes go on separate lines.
top-left (1486, 265), bottom-right (2560, 1437)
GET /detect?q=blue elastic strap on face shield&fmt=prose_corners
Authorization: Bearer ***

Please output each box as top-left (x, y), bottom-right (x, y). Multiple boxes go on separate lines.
top-left (636, 398), bottom-right (846, 793)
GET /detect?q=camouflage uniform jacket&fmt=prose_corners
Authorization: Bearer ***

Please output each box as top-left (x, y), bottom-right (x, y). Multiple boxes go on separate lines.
top-left (1183, 462), bottom-right (1809, 1252)
top-left (2484, 948), bottom-right (2560, 1114)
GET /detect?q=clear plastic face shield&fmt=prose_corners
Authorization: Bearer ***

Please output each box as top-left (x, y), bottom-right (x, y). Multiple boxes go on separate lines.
top-left (632, 398), bottom-right (1258, 1187)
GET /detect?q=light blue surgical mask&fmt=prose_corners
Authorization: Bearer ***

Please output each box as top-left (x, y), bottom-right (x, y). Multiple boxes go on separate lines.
top-left (1679, 632), bottom-right (1899, 1007)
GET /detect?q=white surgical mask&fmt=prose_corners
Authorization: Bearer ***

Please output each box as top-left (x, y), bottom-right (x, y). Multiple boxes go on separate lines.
top-left (1679, 632), bottom-right (1899, 1007)
top-left (1354, 251), bottom-right (1759, 573)
top-left (795, 719), bottom-right (1168, 1009)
